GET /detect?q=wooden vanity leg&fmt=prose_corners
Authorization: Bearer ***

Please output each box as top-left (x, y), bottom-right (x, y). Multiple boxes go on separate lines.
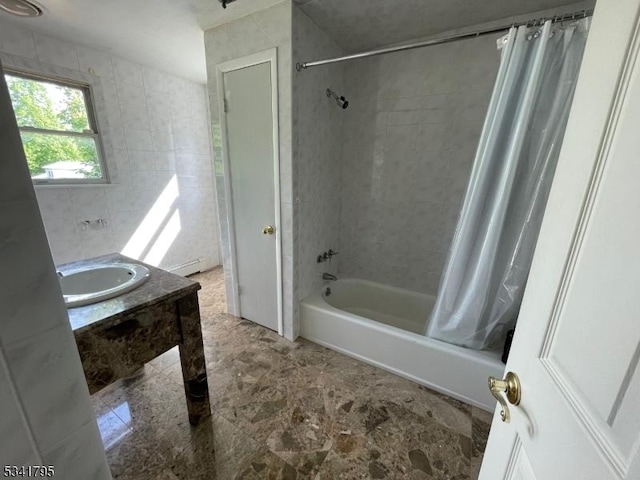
top-left (177, 293), bottom-right (211, 425)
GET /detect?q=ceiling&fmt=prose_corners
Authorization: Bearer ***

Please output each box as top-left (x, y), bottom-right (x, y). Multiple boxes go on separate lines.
top-left (0, 0), bottom-right (283, 83)
top-left (1, 0), bottom-right (590, 84)
top-left (296, 0), bottom-right (589, 53)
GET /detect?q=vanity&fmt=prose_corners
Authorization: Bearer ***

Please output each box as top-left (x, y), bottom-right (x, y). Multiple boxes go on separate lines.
top-left (59, 253), bottom-right (210, 425)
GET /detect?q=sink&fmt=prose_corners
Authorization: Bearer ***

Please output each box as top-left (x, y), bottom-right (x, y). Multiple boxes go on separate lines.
top-left (59, 263), bottom-right (150, 308)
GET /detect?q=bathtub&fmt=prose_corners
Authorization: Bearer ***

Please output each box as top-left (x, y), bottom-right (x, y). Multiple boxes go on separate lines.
top-left (300, 279), bottom-right (505, 411)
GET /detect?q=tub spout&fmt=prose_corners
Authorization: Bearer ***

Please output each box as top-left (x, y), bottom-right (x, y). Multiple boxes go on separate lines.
top-left (322, 273), bottom-right (337, 281)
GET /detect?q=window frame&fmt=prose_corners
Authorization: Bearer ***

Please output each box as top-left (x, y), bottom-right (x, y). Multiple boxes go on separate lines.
top-left (5, 68), bottom-right (109, 185)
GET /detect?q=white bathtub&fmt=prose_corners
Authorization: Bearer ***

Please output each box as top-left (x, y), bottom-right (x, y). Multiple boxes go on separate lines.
top-left (300, 278), bottom-right (505, 411)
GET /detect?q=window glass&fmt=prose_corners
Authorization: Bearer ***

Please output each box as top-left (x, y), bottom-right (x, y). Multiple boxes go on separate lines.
top-left (6, 74), bottom-right (91, 132)
top-left (20, 132), bottom-right (102, 180)
top-left (5, 71), bottom-right (106, 183)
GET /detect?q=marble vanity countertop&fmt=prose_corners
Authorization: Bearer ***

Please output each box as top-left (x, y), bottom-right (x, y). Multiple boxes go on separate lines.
top-left (58, 253), bottom-right (201, 334)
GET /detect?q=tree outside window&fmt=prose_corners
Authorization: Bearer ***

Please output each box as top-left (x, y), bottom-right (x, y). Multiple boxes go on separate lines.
top-left (5, 71), bottom-right (107, 183)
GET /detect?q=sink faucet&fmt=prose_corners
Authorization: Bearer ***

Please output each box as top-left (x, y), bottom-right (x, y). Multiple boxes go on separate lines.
top-left (322, 273), bottom-right (337, 281)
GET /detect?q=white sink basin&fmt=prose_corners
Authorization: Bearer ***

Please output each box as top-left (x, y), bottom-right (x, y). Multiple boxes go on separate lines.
top-left (59, 263), bottom-right (150, 308)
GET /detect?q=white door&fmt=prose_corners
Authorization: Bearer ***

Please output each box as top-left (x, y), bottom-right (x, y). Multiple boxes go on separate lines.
top-left (220, 56), bottom-right (280, 332)
top-left (480, 1), bottom-right (640, 478)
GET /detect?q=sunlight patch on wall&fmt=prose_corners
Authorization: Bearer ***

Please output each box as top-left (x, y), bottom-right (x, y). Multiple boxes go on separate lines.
top-left (121, 175), bottom-right (179, 260)
top-left (143, 209), bottom-right (181, 266)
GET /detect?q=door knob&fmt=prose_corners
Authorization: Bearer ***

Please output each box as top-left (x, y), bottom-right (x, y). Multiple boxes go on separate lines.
top-left (262, 225), bottom-right (275, 235)
top-left (488, 371), bottom-right (521, 423)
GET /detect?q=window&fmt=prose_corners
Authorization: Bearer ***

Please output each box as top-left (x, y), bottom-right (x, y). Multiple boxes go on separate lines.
top-left (5, 69), bottom-right (107, 184)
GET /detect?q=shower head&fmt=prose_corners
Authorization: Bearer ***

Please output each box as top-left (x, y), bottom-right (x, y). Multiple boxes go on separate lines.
top-left (326, 88), bottom-right (349, 109)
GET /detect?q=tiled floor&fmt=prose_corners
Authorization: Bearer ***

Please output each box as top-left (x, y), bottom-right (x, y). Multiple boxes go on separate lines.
top-left (91, 267), bottom-right (492, 479)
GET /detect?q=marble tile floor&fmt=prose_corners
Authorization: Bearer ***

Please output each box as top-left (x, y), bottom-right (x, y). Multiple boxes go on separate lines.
top-left (91, 267), bottom-right (492, 479)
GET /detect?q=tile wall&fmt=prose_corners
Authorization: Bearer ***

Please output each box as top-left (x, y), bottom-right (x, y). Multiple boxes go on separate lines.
top-left (203, 1), bottom-right (295, 337)
top-left (0, 62), bottom-right (110, 479)
top-left (0, 17), bottom-right (220, 275)
top-left (338, 34), bottom-right (501, 294)
top-left (202, 1), bottom-right (588, 337)
top-left (292, 5), bottom-right (346, 306)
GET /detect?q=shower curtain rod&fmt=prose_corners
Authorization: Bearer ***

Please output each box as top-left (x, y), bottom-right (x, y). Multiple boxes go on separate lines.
top-left (296, 9), bottom-right (593, 71)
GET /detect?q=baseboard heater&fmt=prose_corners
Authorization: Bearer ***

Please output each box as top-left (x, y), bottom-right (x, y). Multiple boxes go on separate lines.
top-left (167, 258), bottom-right (201, 273)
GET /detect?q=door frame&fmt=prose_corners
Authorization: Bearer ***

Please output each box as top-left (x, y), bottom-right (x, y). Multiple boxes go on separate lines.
top-left (215, 48), bottom-right (283, 336)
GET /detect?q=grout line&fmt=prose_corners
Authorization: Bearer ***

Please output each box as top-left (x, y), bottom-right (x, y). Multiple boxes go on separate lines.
top-left (40, 418), bottom-right (98, 457)
top-left (0, 347), bottom-right (44, 462)
top-left (250, 13), bottom-right (276, 51)
top-left (0, 320), bottom-right (66, 349)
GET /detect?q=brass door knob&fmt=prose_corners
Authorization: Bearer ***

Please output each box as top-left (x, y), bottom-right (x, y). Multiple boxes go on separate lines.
top-left (488, 371), bottom-right (521, 423)
top-left (262, 225), bottom-right (275, 235)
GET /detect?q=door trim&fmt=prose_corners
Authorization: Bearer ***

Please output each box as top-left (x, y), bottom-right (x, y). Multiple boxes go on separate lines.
top-left (215, 48), bottom-right (283, 336)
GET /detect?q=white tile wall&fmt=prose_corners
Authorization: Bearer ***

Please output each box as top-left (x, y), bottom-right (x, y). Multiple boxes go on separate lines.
top-left (0, 20), bottom-right (37, 59)
top-left (0, 16), bottom-right (220, 275)
top-left (203, 1), bottom-right (496, 338)
top-left (4, 325), bottom-right (96, 450)
top-left (0, 362), bottom-right (38, 466)
top-left (338, 34), bottom-right (501, 294)
top-left (0, 63), bottom-right (110, 478)
top-left (33, 33), bottom-right (80, 70)
top-left (207, 1), bottom-right (578, 337)
top-left (292, 5), bottom-right (345, 307)
top-left (203, 1), bottom-right (295, 337)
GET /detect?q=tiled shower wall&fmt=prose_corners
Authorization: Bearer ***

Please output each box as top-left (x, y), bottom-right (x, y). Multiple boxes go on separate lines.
top-left (203, 1), bottom-right (295, 337)
top-left (0, 17), bottom-right (219, 275)
top-left (0, 64), bottom-right (110, 479)
top-left (292, 6), bottom-right (345, 307)
top-left (338, 34), bottom-right (501, 294)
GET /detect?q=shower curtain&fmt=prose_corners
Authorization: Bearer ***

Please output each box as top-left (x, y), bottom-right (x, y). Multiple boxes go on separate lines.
top-left (426, 19), bottom-right (590, 350)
